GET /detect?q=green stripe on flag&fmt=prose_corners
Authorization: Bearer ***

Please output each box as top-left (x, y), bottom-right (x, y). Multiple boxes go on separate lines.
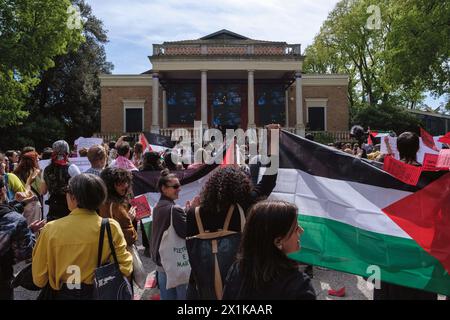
top-left (141, 216), bottom-right (152, 240)
top-left (290, 214), bottom-right (450, 296)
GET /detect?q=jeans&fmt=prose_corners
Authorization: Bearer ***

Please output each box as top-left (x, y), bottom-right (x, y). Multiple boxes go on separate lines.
top-left (157, 271), bottom-right (187, 300)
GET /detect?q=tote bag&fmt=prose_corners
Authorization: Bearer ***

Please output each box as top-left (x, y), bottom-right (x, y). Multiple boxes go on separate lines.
top-left (93, 218), bottom-right (133, 300)
top-left (158, 206), bottom-right (190, 289)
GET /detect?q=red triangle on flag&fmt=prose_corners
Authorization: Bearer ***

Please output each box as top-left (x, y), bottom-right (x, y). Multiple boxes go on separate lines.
top-left (382, 173), bottom-right (450, 274)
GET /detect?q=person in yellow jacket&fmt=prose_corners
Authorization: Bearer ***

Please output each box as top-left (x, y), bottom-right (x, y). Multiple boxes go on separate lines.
top-left (32, 173), bottom-right (133, 299)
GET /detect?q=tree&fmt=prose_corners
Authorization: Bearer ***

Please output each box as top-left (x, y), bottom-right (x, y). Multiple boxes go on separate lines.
top-left (303, 0), bottom-right (449, 120)
top-left (0, 0), bottom-right (84, 127)
top-left (0, 0), bottom-right (113, 151)
top-left (384, 0), bottom-right (450, 98)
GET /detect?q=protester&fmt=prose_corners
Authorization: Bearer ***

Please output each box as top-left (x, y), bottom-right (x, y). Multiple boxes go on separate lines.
top-left (397, 132), bottom-right (421, 165)
top-left (78, 147), bottom-right (88, 157)
top-left (13, 151), bottom-right (45, 225)
top-left (43, 140), bottom-right (81, 221)
top-left (164, 151), bottom-right (184, 171)
top-left (107, 141), bottom-right (118, 165)
top-left (132, 142), bottom-right (144, 169)
top-left (186, 165), bottom-right (277, 299)
top-left (151, 169), bottom-right (187, 300)
top-left (85, 145), bottom-right (107, 176)
top-left (0, 175), bottom-right (45, 300)
top-left (138, 151), bottom-right (165, 256)
top-left (109, 142), bottom-right (138, 171)
top-left (99, 167), bottom-right (137, 246)
top-left (5, 151), bottom-right (19, 172)
top-left (41, 148), bottom-right (53, 160)
top-left (32, 173), bottom-right (133, 299)
top-left (142, 151), bottom-right (165, 172)
top-left (222, 200), bottom-right (315, 300)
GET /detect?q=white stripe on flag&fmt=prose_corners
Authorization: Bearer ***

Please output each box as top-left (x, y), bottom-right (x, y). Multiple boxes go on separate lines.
top-left (266, 168), bottom-right (412, 239)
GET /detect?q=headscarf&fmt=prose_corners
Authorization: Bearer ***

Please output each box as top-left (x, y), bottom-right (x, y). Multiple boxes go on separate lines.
top-left (51, 140), bottom-right (70, 166)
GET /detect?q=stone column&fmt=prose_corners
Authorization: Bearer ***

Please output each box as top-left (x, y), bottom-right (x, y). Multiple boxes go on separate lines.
top-left (151, 73), bottom-right (160, 133)
top-left (201, 70), bottom-right (208, 128)
top-left (295, 72), bottom-right (305, 136)
top-left (285, 89), bottom-right (289, 128)
top-left (162, 89), bottom-right (167, 128)
top-left (247, 70), bottom-right (255, 128)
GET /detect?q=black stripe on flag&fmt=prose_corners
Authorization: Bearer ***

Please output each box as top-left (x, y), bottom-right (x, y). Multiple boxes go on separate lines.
top-left (279, 130), bottom-right (446, 192)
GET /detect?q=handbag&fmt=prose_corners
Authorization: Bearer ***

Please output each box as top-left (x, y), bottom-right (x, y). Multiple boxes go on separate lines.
top-left (158, 206), bottom-right (190, 289)
top-left (128, 244), bottom-right (147, 289)
top-left (11, 263), bottom-right (40, 291)
top-left (93, 218), bottom-right (133, 300)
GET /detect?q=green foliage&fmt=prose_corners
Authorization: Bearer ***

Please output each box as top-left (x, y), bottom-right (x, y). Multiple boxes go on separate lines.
top-left (0, 0), bottom-right (84, 127)
top-left (0, 0), bottom-right (112, 151)
top-left (352, 104), bottom-right (422, 135)
top-left (303, 0), bottom-right (449, 114)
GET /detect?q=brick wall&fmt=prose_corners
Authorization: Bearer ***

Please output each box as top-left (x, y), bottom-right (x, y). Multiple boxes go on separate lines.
top-left (101, 84), bottom-right (348, 132)
top-left (287, 85), bottom-right (349, 131)
top-left (101, 86), bottom-right (159, 132)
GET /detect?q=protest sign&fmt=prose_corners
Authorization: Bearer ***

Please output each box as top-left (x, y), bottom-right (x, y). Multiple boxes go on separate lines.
top-left (422, 154), bottom-right (440, 171)
top-left (383, 155), bottom-right (422, 186)
top-left (436, 149), bottom-right (450, 169)
top-left (380, 136), bottom-right (400, 159)
top-left (74, 137), bottom-right (103, 156)
top-left (130, 195), bottom-right (152, 220)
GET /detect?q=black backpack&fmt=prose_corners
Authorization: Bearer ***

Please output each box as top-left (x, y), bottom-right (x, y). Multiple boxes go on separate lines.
top-left (186, 204), bottom-right (245, 300)
top-left (43, 162), bottom-right (71, 197)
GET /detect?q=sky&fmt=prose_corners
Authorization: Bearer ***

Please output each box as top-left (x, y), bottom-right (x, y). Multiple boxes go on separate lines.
top-left (86, 0), bottom-right (445, 107)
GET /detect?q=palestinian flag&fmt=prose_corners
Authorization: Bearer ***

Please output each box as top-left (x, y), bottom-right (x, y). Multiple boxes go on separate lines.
top-left (141, 132), bottom-right (176, 153)
top-left (131, 130), bottom-right (450, 295)
top-left (275, 130), bottom-right (450, 296)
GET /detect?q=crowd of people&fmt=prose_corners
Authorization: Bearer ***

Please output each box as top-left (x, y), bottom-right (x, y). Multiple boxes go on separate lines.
top-left (0, 124), bottom-right (448, 300)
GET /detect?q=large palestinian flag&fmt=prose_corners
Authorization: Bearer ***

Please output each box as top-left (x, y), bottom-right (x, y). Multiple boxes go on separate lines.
top-left (132, 130), bottom-right (450, 295)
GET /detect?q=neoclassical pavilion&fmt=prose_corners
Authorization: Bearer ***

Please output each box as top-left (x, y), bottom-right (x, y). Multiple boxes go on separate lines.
top-left (100, 30), bottom-right (349, 137)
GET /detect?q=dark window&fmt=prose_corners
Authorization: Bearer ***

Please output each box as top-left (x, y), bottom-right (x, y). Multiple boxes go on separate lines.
top-left (125, 108), bottom-right (143, 132)
top-left (167, 84), bottom-right (197, 126)
top-left (308, 107), bottom-right (325, 131)
top-left (211, 84), bottom-right (242, 127)
top-left (256, 84), bottom-right (285, 126)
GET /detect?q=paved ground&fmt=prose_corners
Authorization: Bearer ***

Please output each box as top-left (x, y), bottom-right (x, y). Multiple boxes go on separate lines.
top-left (12, 227), bottom-right (443, 300)
top-left (13, 234), bottom-right (373, 300)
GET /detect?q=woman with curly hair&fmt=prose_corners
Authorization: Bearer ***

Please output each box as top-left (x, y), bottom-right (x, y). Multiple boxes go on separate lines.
top-left (99, 167), bottom-right (137, 246)
top-left (185, 129), bottom-right (279, 299)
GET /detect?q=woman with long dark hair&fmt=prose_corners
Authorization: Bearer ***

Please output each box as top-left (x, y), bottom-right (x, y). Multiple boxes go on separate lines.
top-left (99, 167), bottom-right (137, 246)
top-left (223, 200), bottom-right (315, 300)
top-left (186, 163), bottom-right (277, 299)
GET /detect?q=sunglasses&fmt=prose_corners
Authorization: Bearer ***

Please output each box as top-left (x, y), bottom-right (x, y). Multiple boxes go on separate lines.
top-left (166, 184), bottom-right (181, 189)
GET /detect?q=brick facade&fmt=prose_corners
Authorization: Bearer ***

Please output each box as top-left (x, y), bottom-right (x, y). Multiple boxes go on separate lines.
top-left (101, 83), bottom-right (348, 132)
top-left (101, 86), bottom-right (163, 132)
top-left (287, 85), bottom-right (349, 131)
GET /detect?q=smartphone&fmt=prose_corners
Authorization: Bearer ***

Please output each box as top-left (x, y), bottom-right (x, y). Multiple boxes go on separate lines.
top-left (123, 136), bottom-right (134, 142)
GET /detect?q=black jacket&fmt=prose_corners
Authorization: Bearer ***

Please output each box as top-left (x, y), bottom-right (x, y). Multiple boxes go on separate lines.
top-left (0, 204), bottom-right (35, 283)
top-left (150, 195), bottom-right (186, 267)
top-left (223, 262), bottom-right (316, 300)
